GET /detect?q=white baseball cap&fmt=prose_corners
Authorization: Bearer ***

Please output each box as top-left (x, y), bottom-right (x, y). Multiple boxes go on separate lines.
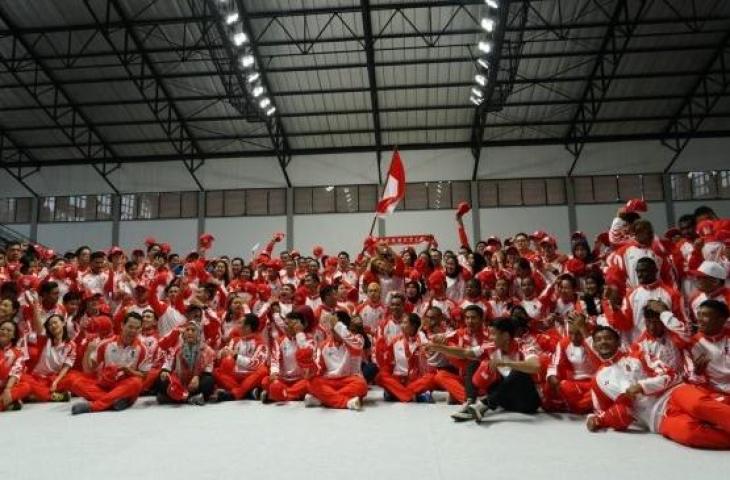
top-left (692, 261), bottom-right (728, 281)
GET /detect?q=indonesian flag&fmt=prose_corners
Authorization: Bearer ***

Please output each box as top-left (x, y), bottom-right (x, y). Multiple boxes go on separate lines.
top-left (376, 149), bottom-right (406, 217)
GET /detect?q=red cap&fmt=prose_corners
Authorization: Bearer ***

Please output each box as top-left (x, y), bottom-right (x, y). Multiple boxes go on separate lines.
top-left (625, 198), bottom-right (648, 214)
top-left (90, 315), bottom-right (113, 337)
top-left (325, 256), bottom-right (338, 268)
top-left (18, 275), bottom-right (40, 291)
top-left (257, 283), bottom-right (272, 302)
top-left (160, 243), bottom-right (171, 255)
top-left (539, 236), bottom-right (556, 247)
top-left (313, 245), bottom-right (324, 258)
top-left (109, 246), bottom-right (124, 257)
top-left (144, 237), bottom-right (157, 248)
top-left (290, 250), bottom-right (300, 258)
top-left (199, 233), bottom-right (215, 249)
top-left (530, 230), bottom-right (548, 241)
top-left (273, 232), bottom-right (285, 242)
top-left (455, 201), bottom-right (471, 218)
top-left (565, 258), bottom-right (586, 276)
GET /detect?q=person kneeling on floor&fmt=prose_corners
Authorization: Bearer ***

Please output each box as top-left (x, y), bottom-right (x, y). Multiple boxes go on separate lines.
top-left (155, 321), bottom-right (216, 406)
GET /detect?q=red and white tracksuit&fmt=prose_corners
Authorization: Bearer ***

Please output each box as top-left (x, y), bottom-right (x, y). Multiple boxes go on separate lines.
top-left (659, 329), bottom-right (730, 448)
top-left (544, 337), bottom-right (598, 413)
top-left (0, 344), bottom-right (29, 411)
top-left (307, 322), bottom-right (368, 408)
top-left (355, 301), bottom-right (387, 335)
top-left (263, 332), bottom-right (316, 402)
top-left (375, 331), bottom-right (430, 402)
top-left (617, 282), bottom-right (688, 343)
top-left (610, 241), bottom-right (673, 289)
top-left (69, 336), bottom-right (151, 412)
top-left (687, 287), bottom-right (730, 325)
top-left (21, 336), bottom-right (77, 402)
top-left (213, 334), bottom-right (269, 400)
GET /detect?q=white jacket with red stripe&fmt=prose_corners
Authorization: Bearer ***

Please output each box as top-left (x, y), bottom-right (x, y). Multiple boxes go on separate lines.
top-left (316, 322), bottom-right (363, 378)
top-left (591, 352), bottom-right (679, 433)
top-left (270, 332), bottom-right (316, 381)
top-left (228, 334), bottom-right (268, 375)
top-left (687, 329), bottom-right (730, 394)
top-left (619, 282), bottom-right (688, 342)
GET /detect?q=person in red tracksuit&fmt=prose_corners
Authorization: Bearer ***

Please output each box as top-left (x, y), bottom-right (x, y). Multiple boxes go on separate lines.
top-left (20, 314), bottom-right (77, 403)
top-left (424, 305), bottom-right (491, 415)
top-left (375, 313), bottom-right (433, 403)
top-left (0, 320), bottom-right (29, 412)
top-left (70, 312), bottom-right (151, 414)
top-left (305, 311), bottom-right (368, 410)
top-left (262, 310), bottom-right (316, 403)
top-left (587, 321), bottom-right (730, 449)
top-left (660, 299), bottom-right (730, 448)
top-left (544, 314), bottom-right (598, 413)
top-left (156, 321), bottom-right (216, 406)
top-left (213, 313), bottom-right (269, 401)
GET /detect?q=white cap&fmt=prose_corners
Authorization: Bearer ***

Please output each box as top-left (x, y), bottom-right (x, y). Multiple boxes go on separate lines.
top-left (695, 261), bottom-right (727, 281)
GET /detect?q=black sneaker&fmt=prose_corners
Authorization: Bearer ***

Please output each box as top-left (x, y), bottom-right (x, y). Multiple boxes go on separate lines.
top-left (415, 392), bottom-right (434, 403)
top-left (248, 388), bottom-right (261, 401)
top-left (7, 401), bottom-right (22, 411)
top-left (213, 389), bottom-right (235, 402)
top-left (71, 402), bottom-right (91, 415)
top-left (112, 398), bottom-right (132, 411)
top-left (383, 390), bottom-right (397, 402)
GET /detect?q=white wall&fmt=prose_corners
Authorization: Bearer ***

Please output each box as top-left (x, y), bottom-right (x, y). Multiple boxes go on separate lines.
top-left (294, 213), bottom-right (375, 257)
top-left (3, 224), bottom-right (31, 238)
top-left (37, 222), bottom-right (112, 253)
top-left (119, 219), bottom-right (197, 254)
top-left (480, 206), bottom-right (572, 251)
top-left (206, 217), bottom-right (287, 258)
top-left (477, 145), bottom-right (573, 179)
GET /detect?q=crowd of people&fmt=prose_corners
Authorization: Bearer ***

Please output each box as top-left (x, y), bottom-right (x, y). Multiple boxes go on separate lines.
top-left (0, 199), bottom-right (729, 450)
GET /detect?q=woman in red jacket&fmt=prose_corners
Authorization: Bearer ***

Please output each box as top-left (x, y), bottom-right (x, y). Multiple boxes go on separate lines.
top-left (0, 320), bottom-right (30, 411)
top-left (20, 313), bottom-right (77, 403)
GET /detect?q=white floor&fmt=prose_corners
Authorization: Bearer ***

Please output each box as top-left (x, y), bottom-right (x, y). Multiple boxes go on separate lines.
top-left (2, 388), bottom-right (728, 480)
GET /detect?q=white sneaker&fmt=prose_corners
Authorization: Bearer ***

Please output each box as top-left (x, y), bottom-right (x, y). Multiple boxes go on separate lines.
top-left (450, 402), bottom-right (474, 422)
top-left (468, 400), bottom-right (488, 422)
top-left (346, 397), bottom-right (362, 411)
top-left (187, 393), bottom-right (205, 406)
top-left (304, 394), bottom-right (321, 408)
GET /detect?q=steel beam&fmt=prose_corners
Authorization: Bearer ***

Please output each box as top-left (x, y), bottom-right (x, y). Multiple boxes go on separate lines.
top-left (661, 30), bottom-right (730, 172)
top-left (0, 129), bottom-right (40, 197)
top-left (234, 0), bottom-right (292, 187)
top-left (0, 4), bottom-right (121, 194)
top-left (565, 0), bottom-right (652, 176)
top-left (360, 0), bottom-right (383, 167)
top-left (5, 130), bottom-right (730, 169)
top-left (83, 0), bottom-right (206, 191)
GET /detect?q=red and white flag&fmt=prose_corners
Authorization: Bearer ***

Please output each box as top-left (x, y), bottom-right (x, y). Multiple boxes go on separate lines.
top-left (376, 149), bottom-right (406, 217)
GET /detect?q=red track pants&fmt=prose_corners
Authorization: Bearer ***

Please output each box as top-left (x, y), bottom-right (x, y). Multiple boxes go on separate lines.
top-left (307, 375), bottom-right (368, 409)
top-left (69, 373), bottom-right (144, 412)
top-left (19, 373), bottom-right (75, 402)
top-left (660, 384), bottom-right (730, 449)
top-left (262, 376), bottom-right (309, 402)
top-left (213, 358), bottom-right (268, 400)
